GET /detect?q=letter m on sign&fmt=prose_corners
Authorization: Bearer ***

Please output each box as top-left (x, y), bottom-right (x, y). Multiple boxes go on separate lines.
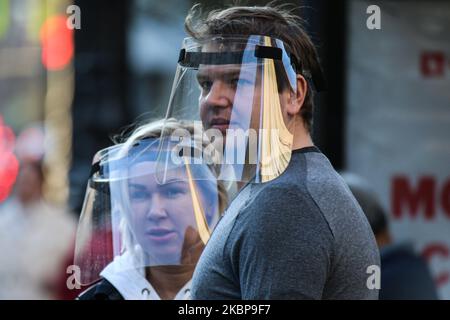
top-left (392, 176), bottom-right (435, 220)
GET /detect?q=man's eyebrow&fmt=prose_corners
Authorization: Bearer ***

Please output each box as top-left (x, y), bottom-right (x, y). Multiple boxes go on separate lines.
top-left (196, 68), bottom-right (245, 81)
top-left (196, 72), bottom-right (209, 82)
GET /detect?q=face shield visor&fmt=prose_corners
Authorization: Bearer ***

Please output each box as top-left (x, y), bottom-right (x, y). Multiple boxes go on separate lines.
top-left (74, 138), bottom-right (222, 286)
top-left (160, 35), bottom-right (305, 184)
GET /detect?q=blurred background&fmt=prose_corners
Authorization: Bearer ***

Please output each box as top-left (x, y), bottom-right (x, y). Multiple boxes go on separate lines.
top-left (0, 0), bottom-right (449, 299)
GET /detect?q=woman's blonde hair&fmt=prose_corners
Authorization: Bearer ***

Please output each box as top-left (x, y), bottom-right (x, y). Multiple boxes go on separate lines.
top-left (114, 118), bottom-right (228, 263)
top-left (118, 118), bottom-right (227, 212)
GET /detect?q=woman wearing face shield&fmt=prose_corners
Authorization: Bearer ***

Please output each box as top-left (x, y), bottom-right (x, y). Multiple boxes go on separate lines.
top-left (75, 119), bottom-right (227, 300)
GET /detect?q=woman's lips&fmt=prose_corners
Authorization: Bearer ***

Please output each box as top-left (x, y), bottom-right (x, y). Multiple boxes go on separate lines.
top-left (211, 124), bottom-right (229, 133)
top-left (145, 228), bottom-right (177, 243)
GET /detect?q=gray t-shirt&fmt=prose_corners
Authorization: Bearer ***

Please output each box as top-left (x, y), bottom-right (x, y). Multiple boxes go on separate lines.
top-left (191, 147), bottom-right (380, 299)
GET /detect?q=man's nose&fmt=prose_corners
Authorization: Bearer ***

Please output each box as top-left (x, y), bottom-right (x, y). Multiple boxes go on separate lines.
top-left (204, 80), bottom-right (234, 108)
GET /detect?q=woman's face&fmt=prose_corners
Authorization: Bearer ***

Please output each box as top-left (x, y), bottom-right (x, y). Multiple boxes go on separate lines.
top-left (127, 161), bottom-right (207, 265)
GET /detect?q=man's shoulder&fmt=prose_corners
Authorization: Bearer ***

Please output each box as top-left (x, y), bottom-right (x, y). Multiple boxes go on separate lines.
top-left (298, 151), bottom-right (356, 207)
top-left (275, 148), bottom-right (338, 191)
top-left (249, 151), bottom-right (339, 211)
top-left (285, 150), bottom-right (371, 238)
top-left (238, 179), bottom-right (331, 236)
top-left (250, 180), bottom-right (307, 210)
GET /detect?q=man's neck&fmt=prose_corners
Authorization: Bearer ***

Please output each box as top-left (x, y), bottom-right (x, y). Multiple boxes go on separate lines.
top-left (292, 120), bottom-right (313, 150)
top-left (292, 133), bottom-right (313, 150)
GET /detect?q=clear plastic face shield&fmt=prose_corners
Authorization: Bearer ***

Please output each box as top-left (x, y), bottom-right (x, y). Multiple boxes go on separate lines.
top-left (161, 35), bottom-right (302, 183)
top-left (74, 138), bottom-right (221, 286)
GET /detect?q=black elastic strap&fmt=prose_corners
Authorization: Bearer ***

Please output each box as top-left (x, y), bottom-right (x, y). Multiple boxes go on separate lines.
top-left (179, 46), bottom-right (326, 92)
top-left (178, 45), bottom-right (282, 68)
top-left (179, 51), bottom-right (244, 68)
top-left (254, 46), bottom-right (282, 60)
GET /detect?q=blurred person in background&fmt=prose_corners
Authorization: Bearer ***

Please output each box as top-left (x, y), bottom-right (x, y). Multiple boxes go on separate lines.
top-left (76, 119), bottom-right (227, 300)
top-left (341, 172), bottom-right (439, 300)
top-left (0, 125), bottom-right (76, 299)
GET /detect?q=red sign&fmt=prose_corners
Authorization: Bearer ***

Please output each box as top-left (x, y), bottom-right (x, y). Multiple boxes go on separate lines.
top-left (392, 176), bottom-right (450, 219)
top-left (421, 51), bottom-right (447, 77)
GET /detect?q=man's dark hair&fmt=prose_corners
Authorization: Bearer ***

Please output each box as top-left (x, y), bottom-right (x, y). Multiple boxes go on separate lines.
top-left (185, 3), bottom-right (323, 132)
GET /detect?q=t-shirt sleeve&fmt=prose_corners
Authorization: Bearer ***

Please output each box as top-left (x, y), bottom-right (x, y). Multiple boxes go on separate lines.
top-left (227, 185), bottom-right (334, 299)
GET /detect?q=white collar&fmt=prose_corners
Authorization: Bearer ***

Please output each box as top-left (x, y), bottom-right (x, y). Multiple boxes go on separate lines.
top-left (100, 253), bottom-right (192, 300)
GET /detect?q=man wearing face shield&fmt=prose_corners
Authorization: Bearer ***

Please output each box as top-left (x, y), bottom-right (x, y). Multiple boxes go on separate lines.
top-left (75, 120), bottom-right (227, 300)
top-left (159, 5), bottom-right (380, 299)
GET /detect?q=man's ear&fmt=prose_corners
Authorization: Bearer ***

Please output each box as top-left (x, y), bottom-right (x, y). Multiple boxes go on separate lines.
top-left (286, 75), bottom-right (308, 117)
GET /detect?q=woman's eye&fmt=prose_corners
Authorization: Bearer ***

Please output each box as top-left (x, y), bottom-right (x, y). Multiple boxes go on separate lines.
top-left (130, 191), bottom-right (150, 201)
top-left (162, 187), bottom-right (185, 199)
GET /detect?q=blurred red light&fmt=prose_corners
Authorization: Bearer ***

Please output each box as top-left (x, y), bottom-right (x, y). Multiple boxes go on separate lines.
top-left (40, 15), bottom-right (74, 70)
top-left (0, 116), bottom-right (19, 203)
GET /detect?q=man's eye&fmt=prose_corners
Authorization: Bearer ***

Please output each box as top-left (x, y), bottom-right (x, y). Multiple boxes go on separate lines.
top-left (199, 80), bottom-right (212, 91)
top-left (238, 78), bottom-right (253, 86)
top-left (229, 78), bottom-right (239, 87)
top-left (229, 78), bottom-right (252, 87)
